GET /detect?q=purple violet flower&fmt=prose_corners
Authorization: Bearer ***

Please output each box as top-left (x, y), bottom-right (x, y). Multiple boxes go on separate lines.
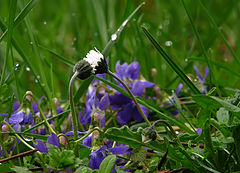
top-left (33, 133), bottom-right (60, 153)
top-left (110, 61), bottom-right (155, 125)
top-left (89, 145), bottom-right (130, 170)
top-left (193, 65), bottom-right (209, 93)
top-left (79, 88), bottom-right (109, 127)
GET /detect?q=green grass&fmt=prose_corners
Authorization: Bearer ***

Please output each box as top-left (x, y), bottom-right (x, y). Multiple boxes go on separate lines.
top-left (0, 0), bottom-right (239, 104)
top-left (1, 0), bottom-right (240, 172)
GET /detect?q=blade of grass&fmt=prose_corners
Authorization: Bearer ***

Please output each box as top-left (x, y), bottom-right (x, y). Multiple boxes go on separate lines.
top-left (204, 120), bottom-right (220, 170)
top-left (23, 110), bottom-right (70, 133)
top-left (0, 13), bottom-right (48, 98)
top-left (0, 0), bottom-right (39, 43)
top-left (0, 0), bottom-right (17, 85)
top-left (102, 2), bottom-right (145, 57)
top-left (141, 26), bottom-right (201, 95)
top-left (181, 0), bottom-right (216, 87)
top-left (38, 44), bottom-right (74, 67)
top-left (22, 3), bottom-right (56, 115)
top-left (197, 0), bottom-right (240, 65)
top-left (0, 132), bottom-right (48, 141)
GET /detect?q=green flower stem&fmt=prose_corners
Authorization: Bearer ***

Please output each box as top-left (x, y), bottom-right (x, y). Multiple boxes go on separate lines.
top-left (107, 70), bottom-right (152, 127)
top-left (24, 93), bottom-right (56, 134)
top-left (69, 72), bottom-right (81, 156)
top-left (75, 127), bottom-right (101, 143)
top-left (11, 136), bottom-right (22, 166)
top-left (69, 72), bottom-right (83, 142)
top-left (1, 121), bottom-right (35, 150)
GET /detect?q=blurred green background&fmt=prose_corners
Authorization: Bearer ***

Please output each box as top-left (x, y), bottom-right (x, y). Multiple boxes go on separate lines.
top-left (0, 0), bottom-right (240, 107)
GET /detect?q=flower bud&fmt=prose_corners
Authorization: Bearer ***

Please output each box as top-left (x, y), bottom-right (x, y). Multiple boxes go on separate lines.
top-left (141, 126), bottom-right (157, 143)
top-left (151, 68), bottom-right (157, 78)
top-left (73, 48), bottom-right (108, 80)
top-left (1, 124), bottom-right (9, 132)
top-left (54, 97), bottom-right (58, 106)
top-left (59, 136), bottom-right (67, 148)
top-left (1, 124), bottom-right (9, 140)
top-left (26, 91), bottom-right (33, 102)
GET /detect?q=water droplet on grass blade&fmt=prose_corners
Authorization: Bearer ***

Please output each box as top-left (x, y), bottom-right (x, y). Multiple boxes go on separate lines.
top-left (26, 67), bottom-right (30, 71)
top-left (43, 21), bottom-right (47, 25)
top-left (111, 34), bottom-right (117, 41)
top-left (37, 75), bottom-right (40, 79)
top-left (165, 41), bottom-right (172, 47)
top-left (185, 58), bottom-right (188, 62)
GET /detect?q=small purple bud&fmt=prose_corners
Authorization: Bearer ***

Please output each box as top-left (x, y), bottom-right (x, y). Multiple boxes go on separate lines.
top-left (59, 136), bottom-right (67, 148)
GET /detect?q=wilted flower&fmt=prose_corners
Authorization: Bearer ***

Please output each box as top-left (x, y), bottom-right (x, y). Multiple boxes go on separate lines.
top-left (73, 48), bottom-right (108, 80)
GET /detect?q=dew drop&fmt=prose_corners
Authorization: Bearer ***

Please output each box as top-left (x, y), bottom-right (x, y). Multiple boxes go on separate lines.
top-left (194, 79), bottom-right (198, 82)
top-left (111, 34), bottom-right (117, 41)
top-left (165, 41), bottom-right (172, 47)
top-left (122, 20), bottom-right (128, 27)
top-left (37, 75), bottom-right (40, 79)
top-left (43, 21), bottom-right (47, 25)
top-left (73, 37), bottom-right (77, 41)
top-left (41, 83), bottom-right (45, 86)
top-left (185, 58), bottom-right (188, 62)
top-left (35, 79), bottom-right (38, 83)
top-left (15, 63), bottom-right (19, 67)
top-left (158, 24), bottom-right (163, 29)
top-left (26, 67), bottom-right (30, 71)
top-left (176, 131), bottom-right (179, 135)
top-left (23, 136), bottom-right (33, 142)
top-left (30, 41), bottom-right (33, 45)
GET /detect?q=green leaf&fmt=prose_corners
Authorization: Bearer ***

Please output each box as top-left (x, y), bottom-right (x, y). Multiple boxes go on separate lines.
top-left (11, 166), bottom-right (32, 173)
top-left (130, 147), bottom-right (147, 162)
top-left (211, 96), bottom-right (240, 113)
top-left (48, 146), bottom-right (81, 170)
top-left (210, 118), bottom-right (231, 137)
top-left (0, 164), bottom-right (12, 172)
top-left (105, 126), bottom-right (142, 149)
top-left (193, 95), bottom-right (221, 110)
top-left (75, 166), bottom-right (94, 173)
top-left (99, 155), bottom-right (117, 173)
top-left (216, 108), bottom-right (229, 125)
top-left (141, 26), bottom-right (201, 95)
